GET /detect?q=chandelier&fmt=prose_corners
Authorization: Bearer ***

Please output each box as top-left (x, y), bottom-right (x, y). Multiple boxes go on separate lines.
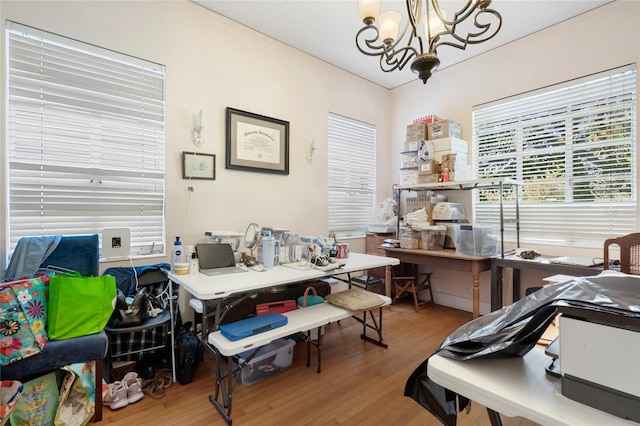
top-left (356, 0), bottom-right (502, 84)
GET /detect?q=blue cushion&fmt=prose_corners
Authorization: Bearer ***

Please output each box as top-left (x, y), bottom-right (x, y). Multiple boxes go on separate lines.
top-left (1, 330), bottom-right (108, 380)
top-left (40, 234), bottom-right (99, 277)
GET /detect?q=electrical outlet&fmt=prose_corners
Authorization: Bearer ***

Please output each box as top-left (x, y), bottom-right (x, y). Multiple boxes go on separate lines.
top-left (102, 228), bottom-right (131, 258)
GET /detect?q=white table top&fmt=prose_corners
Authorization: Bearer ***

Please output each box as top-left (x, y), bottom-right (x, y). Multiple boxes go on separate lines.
top-left (168, 252), bottom-right (399, 300)
top-left (428, 345), bottom-right (637, 425)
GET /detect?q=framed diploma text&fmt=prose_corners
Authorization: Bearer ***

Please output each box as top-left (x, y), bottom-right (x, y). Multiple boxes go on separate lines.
top-left (225, 107), bottom-right (289, 175)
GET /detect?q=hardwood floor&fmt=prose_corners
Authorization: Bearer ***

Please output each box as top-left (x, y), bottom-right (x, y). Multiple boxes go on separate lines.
top-left (101, 303), bottom-right (539, 425)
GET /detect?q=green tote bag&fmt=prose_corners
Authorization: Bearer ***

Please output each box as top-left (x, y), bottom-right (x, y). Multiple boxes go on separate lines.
top-left (47, 273), bottom-right (117, 340)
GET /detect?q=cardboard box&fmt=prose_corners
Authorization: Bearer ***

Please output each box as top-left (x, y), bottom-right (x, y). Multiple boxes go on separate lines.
top-left (417, 159), bottom-right (440, 175)
top-left (451, 163), bottom-right (472, 181)
top-left (428, 120), bottom-right (462, 140)
top-left (401, 151), bottom-right (418, 168)
top-left (431, 137), bottom-right (468, 154)
top-left (417, 174), bottom-right (439, 184)
top-left (406, 122), bottom-right (429, 140)
top-left (435, 150), bottom-right (469, 164)
top-left (400, 167), bottom-right (418, 186)
top-left (404, 140), bottom-right (421, 152)
top-left (413, 115), bottom-right (441, 124)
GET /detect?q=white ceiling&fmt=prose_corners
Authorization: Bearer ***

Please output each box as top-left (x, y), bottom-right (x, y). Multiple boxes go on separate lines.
top-left (192, 0), bottom-right (613, 90)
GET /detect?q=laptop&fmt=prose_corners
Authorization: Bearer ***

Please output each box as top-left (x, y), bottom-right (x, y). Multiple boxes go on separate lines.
top-left (548, 256), bottom-right (603, 267)
top-left (196, 243), bottom-right (248, 276)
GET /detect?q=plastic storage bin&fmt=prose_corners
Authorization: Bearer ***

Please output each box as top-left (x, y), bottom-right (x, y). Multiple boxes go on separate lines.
top-left (400, 229), bottom-right (421, 249)
top-left (233, 338), bottom-right (295, 386)
top-left (454, 224), bottom-right (499, 257)
top-left (421, 226), bottom-right (446, 250)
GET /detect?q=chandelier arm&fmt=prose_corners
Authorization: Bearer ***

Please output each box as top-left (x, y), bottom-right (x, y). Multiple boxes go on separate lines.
top-left (380, 45), bottom-right (420, 72)
top-left (430, 9), bottom-right (502, 52)
top-left (356, 26), bottom-right (387, 56)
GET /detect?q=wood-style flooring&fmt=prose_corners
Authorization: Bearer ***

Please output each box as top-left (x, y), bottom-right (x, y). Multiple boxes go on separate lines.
top-left (101, 302), bottom-right (539, 425)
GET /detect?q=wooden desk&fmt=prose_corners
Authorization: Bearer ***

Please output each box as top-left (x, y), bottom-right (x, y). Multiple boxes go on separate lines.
top-left (491, 256), bottom-right (603, 311)
top-left (383, 248), bottom-right (492, 318)
top-left (428, 345), bottom-right (635, 425)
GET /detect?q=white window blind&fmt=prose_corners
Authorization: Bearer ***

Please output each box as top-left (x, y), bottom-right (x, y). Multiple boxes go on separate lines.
top-left (5, 22), bottom-right (166, 257)
top-left (328, 113), bottom-right (376, 236)
top-left (473, 65), bottom-right (637, 248)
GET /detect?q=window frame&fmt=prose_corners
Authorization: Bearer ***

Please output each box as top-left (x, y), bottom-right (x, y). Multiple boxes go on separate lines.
top-left (472, 65), bottom-right (637, 248)
top-left (4, 21), bottom-right (167, 260)
top-left (328, 113), bottom-right (377, 238)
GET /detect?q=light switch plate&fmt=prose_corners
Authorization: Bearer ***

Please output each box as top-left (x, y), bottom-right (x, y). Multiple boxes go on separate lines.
top-left (102, 228), bottom-right (130, 258)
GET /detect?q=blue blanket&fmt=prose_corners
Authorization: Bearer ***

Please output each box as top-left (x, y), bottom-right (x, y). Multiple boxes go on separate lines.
top-left (3, 235), bottom-right (61, 281)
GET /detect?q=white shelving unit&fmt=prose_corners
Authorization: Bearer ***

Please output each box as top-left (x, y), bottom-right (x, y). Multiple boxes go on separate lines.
top-left (395, 178), bottom-right (522, 257)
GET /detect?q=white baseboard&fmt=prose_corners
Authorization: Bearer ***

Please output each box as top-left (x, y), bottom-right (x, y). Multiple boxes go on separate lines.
top-left (420, 289), bottom-right (491, 316)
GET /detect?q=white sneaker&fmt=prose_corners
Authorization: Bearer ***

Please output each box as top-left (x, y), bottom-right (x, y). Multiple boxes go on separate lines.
top-left (123, 372), bottom-right (144, 404)
top-left (104, 381), bottom-right (128, 410)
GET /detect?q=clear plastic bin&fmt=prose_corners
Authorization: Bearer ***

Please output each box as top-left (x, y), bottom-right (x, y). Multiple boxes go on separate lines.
top-left (233, 338), bottom-right (295, 386)
top-left (454, 224), bottom-right (499, 257)
top-left (421, 226), bottom-right (446, 250)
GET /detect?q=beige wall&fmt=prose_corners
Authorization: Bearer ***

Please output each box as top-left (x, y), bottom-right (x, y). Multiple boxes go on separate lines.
top-left (391, 1), bottom-right (640, 312)
top-left (0, 0), bottom-right (393, 264)
top-left (1, 1), bottom-right (638, 315)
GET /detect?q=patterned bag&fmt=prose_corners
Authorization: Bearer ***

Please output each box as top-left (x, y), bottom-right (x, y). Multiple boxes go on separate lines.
top-left (0, 288), bottom-right (41, 366)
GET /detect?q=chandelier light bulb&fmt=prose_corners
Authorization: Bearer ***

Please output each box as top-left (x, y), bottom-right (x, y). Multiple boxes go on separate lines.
top-left (358, 0), bottom-right (380, 24)
top-left (379, 11), bottom-right (402, 44)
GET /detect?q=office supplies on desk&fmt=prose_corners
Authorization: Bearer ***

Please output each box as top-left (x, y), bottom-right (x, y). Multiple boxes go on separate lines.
top-left (196, 243), bottom-right (248, 276)
top-left (548, 256), bottom-right (603, 267)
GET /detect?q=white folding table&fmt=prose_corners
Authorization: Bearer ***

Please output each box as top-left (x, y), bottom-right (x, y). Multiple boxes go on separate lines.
top-left (428, 345), bottom-right (637, 426)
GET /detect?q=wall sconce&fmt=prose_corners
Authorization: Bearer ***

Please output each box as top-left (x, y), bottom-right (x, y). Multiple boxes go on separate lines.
top-left (191, 110), bottom-right (204, 146)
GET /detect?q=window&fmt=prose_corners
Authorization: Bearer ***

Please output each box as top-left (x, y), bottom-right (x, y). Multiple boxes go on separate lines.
top-left (328, 113), bottom-right (376, 237)
top-left (5, 22), bottom-right (166, 257)
top-left (473, 65), bottom-right (637, 247)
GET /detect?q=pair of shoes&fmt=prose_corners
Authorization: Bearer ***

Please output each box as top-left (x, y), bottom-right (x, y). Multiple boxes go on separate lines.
top-left (155, 368), bottom-right (173, 389)
top-left (123, 372), bottom-right (144, 404)
top-left (104, 381), bottom-right (128, 410)
top-left (142, 378), bottom-right (165, 399)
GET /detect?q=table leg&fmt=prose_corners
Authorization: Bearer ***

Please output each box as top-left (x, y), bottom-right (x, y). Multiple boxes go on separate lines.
top-left (491, 263), bottom-right (504, 312)
top-left (385, 265), bottom-right (392, 298)
top-left (472, 273), bottom-right (480, 319)
top-left (512, 269), bottom-right (521, 304)
top-left (486, 408), bottom-right (503, 426)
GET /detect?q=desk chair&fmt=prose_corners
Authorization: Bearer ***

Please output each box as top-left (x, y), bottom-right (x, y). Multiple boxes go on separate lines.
top-left (604, 232), bottom-right (640, 275)
top-left (103, 267), bottom-right (174, 382)
top-left (391, 263), bottom-right (433, 313)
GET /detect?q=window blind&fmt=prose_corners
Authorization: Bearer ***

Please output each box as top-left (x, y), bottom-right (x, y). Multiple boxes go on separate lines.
top-left (5, 21), bottom-right (166, 256)
top-left (473, 65), bottom-right (637, 247)
top-left (328, 113), bottom-right (376, 236)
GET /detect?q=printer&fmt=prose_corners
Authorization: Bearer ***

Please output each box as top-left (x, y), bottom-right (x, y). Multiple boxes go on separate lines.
top-left (432, 202), bottom-right (468, 249)
top-left (558, 306), bottom-right (640, 422)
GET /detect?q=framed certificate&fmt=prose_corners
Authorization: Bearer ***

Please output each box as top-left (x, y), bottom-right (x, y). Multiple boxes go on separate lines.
top-left (182, 152), bottom-right (215, 180)
top-left (225, 107), bottom-right (289, 175)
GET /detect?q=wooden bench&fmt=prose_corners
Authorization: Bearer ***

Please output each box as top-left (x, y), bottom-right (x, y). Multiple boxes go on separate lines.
top-left (206, 293), bottom-right (391, 424)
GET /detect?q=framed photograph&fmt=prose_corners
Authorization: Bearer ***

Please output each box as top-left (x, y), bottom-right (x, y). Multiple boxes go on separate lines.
top-left (182, 152), bottom-right (215, 180)
top-left (226, 107), bottom-right (289, 175)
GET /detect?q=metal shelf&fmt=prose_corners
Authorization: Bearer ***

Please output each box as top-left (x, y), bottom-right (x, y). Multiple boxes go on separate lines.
top-left (395, 178), bottom-right (522, 257)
